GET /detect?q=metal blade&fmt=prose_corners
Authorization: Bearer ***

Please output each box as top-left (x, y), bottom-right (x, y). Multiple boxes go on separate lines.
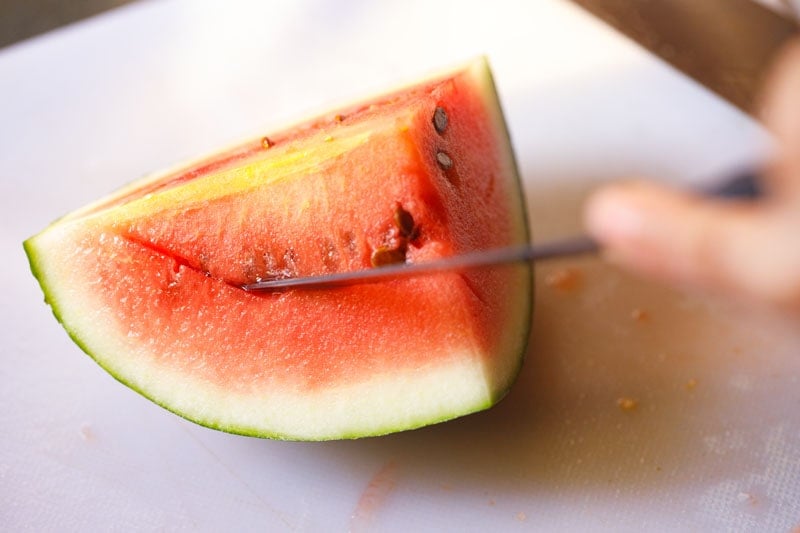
top-left (242, 237), bottom-right (598, 292)
top-left (568, 0), bottom-right (798, 113)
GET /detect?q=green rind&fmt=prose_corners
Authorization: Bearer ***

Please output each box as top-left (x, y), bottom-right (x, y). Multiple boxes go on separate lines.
top-left (471, 58), bottom-right (534, 409)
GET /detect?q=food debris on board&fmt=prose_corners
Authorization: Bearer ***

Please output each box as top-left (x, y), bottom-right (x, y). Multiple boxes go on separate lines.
top-left (79, 423), bottom-right (95, 442)
top-left (737, 491), bottom-right (758, 506)
top-left (349, 461), bottom-right (398, 532)
top-left (616, 397), bottom-right (639, 412)
top-left (545, 267), bottom-right (582, 292)
top-left (630, 308), bottom-right (649, 322)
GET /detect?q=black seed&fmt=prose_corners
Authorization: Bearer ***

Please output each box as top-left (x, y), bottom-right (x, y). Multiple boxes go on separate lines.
top-left (436, 151), bottom-right (453, 170)
top-left (371, 246), bottom-right (406, 267)
top-left (394, 205), bottom-right (416, 238)
top-left (433, 106), bottom-right (447, 134)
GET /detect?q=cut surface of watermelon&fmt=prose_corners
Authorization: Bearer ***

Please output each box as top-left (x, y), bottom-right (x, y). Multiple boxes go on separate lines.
top-left (25, 57), bottom-right (532, 440)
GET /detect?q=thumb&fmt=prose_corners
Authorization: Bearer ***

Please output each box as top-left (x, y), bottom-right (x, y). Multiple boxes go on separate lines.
top-left (584, 181), bottom-right (800, 307)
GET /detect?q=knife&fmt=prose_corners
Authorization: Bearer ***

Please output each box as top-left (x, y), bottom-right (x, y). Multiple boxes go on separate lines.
top-left (242, 173), bottom-right (760, 291)
top-left (568, 0), bottom-right (798, 114)
top-left (245, 1), bottom-right (793, 292)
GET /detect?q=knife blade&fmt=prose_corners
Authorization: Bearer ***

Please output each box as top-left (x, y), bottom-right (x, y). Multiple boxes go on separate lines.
top-left (568, 0), bottom-right (798, 114)
top-left (242, 237), bottom-right (598, 292)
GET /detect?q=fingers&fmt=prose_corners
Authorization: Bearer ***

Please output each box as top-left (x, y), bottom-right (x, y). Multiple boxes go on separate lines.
top-left (583, 37), bottom-right (800, 310)
top-left (760, 38), bottom-right (800, 199)
top-left (585, 181), bottom-right (800, 308)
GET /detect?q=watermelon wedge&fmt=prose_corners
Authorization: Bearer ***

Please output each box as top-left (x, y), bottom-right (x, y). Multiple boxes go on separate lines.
top-left (24, 57), bottom-right (532, 440)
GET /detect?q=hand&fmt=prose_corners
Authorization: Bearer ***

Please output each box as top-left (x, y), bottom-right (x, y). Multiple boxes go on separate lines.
top-left (584, 39), bottom-right (800, 311)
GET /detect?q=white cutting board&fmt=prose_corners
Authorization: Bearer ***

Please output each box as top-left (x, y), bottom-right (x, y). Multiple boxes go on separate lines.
top-left (2, 1), bottom-right (799, 531)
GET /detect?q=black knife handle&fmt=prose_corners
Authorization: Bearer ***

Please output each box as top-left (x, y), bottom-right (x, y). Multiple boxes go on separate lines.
top-left (703, 171), bottom-right (762, 200)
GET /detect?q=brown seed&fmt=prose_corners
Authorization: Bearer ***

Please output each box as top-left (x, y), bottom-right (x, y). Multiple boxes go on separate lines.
top-left (433, 106), bottom-right (448, 134)
top-left (394, 205), bottom-right (416, 238)
top-left (261, 136), bottom-right (273, 149)
top-left (334, 114), bottom-right (345, 123)
top-left (371, 246), bottom-right (406, 267)
top-left (436, 151), bottom-right (453, 170)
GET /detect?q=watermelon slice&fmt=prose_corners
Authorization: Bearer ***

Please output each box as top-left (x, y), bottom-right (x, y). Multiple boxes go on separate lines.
top-left (24, 57), bottom-right (532, 440)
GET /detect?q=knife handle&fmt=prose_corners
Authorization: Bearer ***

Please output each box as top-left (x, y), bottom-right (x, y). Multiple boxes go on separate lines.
top-left (702, 171), bottom-right (762, 200)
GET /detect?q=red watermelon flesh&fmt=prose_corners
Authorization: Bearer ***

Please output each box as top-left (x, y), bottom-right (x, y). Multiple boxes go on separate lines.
top-left (24, 58), bottom-right (532, 440)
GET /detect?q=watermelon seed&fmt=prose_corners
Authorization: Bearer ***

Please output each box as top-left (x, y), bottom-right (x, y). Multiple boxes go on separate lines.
top-left (433, 107), bottom-right (448, 134)
top-left (371, 246), bottom-right (407, 267)
top-left (436, 151), bottom-right (453, 171)
top-left (334, 114), bottom-right (345, 123)
top-left (394, 205), bottom-right (417, 239)
top-left (261, 136), bottom-right (274, 149)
